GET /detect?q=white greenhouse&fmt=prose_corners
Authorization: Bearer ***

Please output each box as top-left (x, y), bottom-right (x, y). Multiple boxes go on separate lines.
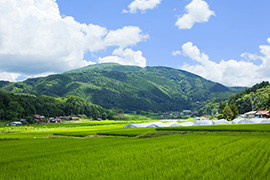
top-left (237, 119), bottom-right (255, 124)
top-left (153, 122), bottom-right (177, 127)
top-left (123, 123), bottom-right (159, 128)
top-left (193, 120), bottom-right (213, 126)
top-left (212, 119), bottom-right (231, 125)
top-left (123, 118), bottom-right (270, 128)
top-left (259, 119), bottom-right (270, 124)
top-left (232, 119), bottom-right (242, 124)
top-left (173, 122), bottom-right (194, 126)
top-left (249, 118), bottom-right (264, 124)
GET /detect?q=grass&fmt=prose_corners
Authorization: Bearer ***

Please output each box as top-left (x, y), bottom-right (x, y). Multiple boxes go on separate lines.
top-left (125, 113), bottom-right (163, 120)
top-left (96, 128), bottom-right (156, 137)
top-left (0, 120), bottom-right (157, 139)
top-left (157, 123), bottom-right (270, 132)
top-left (1, 121), bottom-right (270, 179)
top-left (0, 133), bottom-right (270, 179)
top-left (0, 124), bottom-right (128, 139)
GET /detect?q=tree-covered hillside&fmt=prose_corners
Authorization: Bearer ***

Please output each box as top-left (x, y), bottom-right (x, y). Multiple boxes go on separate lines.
top-left (0, 91), bottom-right (116, 121)
top-left (228, 81), bottom-right (270, 114)
top-left (0, 63), bottom-right (245, 112)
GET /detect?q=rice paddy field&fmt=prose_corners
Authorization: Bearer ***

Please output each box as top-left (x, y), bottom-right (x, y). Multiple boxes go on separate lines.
top-left (0, 121), bottom-right (270, 180)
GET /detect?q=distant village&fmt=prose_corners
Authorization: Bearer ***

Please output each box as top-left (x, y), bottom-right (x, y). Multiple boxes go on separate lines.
top-left (10, 115), bottom-right (74, 126)
top-left (33, 114), bottom-right (74, 123)
top-left (161, 110), bottom-right (198, 119)
top-left (8, 109), bottom-right (270, 126)
top-left (161, 109), bottom-right (269, 119)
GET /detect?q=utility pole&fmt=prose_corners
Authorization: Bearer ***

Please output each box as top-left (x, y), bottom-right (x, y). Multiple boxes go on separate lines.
top-left (250, 96), bottom-right (254, 111)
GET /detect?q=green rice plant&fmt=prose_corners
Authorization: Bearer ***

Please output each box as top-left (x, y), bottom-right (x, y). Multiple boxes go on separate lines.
top-left (0, 126), bottom-right (37, 133)
top-left (53, 125), bottom-right (155, 137)
top-left (96, 128), bottom-right (156, 137)
top-left (0, 133), bottom-right (270, 180)
top-left (0, 124), bottom-right (127, 139)
top-left (157, 124), bottom-right (270, 132)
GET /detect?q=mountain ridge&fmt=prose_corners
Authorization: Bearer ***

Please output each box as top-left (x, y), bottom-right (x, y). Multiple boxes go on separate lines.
top-left (0, 63), bottom-right (246, 112)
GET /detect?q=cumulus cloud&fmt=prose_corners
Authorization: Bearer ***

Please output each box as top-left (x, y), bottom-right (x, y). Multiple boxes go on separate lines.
top-left (104, 26), bottom-right (149, 48)
top-left (172, 50), bottom-right (181, 56)
top-left (98, 48), bottom-right (146, 67)
top-left (122, 0), bottom-right (161, 14)
top-left (180, 40), bottom-right (270, 86)
top-left (175, 0), bottom-right (215, 29)
top-left (0, 72), bottom-right (21, 82)
top-left (0, 0), bottom-right (148, 81)
top-left (240, 52), bottom-right (262, 61)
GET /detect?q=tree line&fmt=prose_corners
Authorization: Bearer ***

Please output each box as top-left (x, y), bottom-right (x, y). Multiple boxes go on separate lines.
top-left (0, 91), bottom-right (117, 122)
top-left (199, 81), bottom-right (270, 120)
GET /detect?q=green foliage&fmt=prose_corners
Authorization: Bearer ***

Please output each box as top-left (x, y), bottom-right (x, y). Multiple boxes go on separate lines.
top-left (198, 99), bottom-right (224, 115)
top-left (25, 115), bottom-right (33, 124)
top-left (0, 63), bottom-right (245, 112)
top-left (217, 114), bottom-right (224, 119)
top-left (223, 105), bottom-right (234, 120)
top-left (229, 104), bottom-right (239, 118)
top-left (228, 81), bottom-right (270, 113)
top-left (0, 91), bottom-right (117, 121)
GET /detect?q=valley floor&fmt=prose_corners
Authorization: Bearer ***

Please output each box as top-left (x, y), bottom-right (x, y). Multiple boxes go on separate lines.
top-left (0, 121), bottom-right (270, 180)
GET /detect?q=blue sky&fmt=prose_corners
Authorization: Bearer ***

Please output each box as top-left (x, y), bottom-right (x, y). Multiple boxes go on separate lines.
top-left (0, 0), bottom-right (270, 86)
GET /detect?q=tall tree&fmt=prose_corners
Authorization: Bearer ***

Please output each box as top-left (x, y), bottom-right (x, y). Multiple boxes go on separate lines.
top-left (229, 104), bottom-right (239, 119)
top-left (223, 105), bottom-right (234, 120)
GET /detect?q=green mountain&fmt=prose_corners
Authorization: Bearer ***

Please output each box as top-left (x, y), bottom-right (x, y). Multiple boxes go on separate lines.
top-left (228, 81), bottom-right (270, 114)
top-left (0, 63), bottom-right (246, 112)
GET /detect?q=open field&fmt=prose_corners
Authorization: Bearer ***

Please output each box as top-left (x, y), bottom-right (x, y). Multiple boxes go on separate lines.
top-left (0, 120), bottom-right (158, 139)
top-left (1, 121), bottom-right (270, 179)
top-left (156, 124), bottom-right (270, 132)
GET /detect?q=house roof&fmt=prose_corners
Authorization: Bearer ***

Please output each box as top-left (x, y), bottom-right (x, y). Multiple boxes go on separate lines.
top-left (245, 111), bottom-right (257, 115)
top-left (257, 110), bottom-right (269, 115)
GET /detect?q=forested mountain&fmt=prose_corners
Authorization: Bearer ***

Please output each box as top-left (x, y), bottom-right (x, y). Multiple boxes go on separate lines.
top-left (228, 81), bottom-right (270, 114)
top-left (0, 63), bottom-right (245, 112)
top-left (0, 91), bottom-right (116, 121)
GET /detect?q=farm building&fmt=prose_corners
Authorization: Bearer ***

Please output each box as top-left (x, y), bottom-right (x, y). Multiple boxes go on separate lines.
top-left (244, 111), bottom-right (257, 118)
top-left (255, 110), bottom-right (269, 118)
top-left (244, 110), bottom-right (269, 118)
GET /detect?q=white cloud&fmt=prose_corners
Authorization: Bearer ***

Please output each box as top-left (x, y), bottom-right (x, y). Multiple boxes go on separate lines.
top-left (240, 52), bottom-right (261, 61)
top-left (180, 40), bottom-right (270, 86)
top-left (175, 0), bottom-right (215, 29)
top-left (98, 48), bottom-right (146, 67)
top-left (104, 26), bottom-right (149, 48)
top-left (0, 72), bottom-right (21, 82)
top-left (0, 0), bottom-right (148, 81)
top-left (172, 50), bottom-right (181, 56)
top-left (123, 0), bottom-right (161, 14)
